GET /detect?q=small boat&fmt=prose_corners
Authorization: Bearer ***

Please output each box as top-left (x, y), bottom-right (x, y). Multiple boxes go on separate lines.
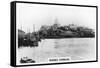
top-left (20, 57), bottom-right (35, 63)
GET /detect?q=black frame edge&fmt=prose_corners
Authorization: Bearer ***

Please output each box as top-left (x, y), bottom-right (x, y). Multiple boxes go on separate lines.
top-left (96, 6), bottom-right (98, 62)
top-left (15, 60), bottom-right (97, 67)
top-left (12, 1), bottom-right (97, 8)
top-left (10, 1), bottom-right (16, 67)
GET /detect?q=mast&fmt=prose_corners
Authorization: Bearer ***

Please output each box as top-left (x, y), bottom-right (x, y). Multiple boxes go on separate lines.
top-left (33, 24), bottom-right (35, 32)
top-left (29, 28), bottom-right (30, 39)
top-left (54, 17), bottom-right (59, 24)
top-left (21, 25), bottom-right (22, 30)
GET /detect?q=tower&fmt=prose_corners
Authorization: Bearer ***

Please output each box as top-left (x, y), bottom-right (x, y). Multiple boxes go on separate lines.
top-left (53, 18), bottom-right (60, 29)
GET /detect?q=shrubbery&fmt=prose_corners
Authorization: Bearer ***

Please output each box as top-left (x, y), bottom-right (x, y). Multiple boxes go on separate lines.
top-left (38, 24), bottom-right (95, 38)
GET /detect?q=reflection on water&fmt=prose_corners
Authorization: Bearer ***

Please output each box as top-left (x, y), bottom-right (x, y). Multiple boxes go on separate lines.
top-left (17, 38), bottom-right (96, 65)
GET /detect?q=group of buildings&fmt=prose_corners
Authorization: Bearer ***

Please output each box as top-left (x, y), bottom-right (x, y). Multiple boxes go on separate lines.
top-left (18, 19), bottom-right (95, 47)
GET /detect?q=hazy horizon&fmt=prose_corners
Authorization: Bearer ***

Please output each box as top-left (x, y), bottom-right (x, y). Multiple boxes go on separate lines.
top-left (16, 3), bottom-right (96, 33)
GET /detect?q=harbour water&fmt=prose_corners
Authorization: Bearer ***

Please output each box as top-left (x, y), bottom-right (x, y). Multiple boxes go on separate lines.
top-left (17, 38), bottom-right (96, 65)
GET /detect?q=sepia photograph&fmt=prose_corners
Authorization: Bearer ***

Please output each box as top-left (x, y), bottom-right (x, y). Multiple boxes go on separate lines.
top-left (11, 1), bottom-right (97, 66)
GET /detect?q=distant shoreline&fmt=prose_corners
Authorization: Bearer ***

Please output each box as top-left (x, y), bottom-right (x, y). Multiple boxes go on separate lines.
top-left (41, 37), bottom-right (95, 39)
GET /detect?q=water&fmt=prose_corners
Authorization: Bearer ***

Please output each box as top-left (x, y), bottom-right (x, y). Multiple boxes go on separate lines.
top-left (17, 38), bottom-right (96, 65)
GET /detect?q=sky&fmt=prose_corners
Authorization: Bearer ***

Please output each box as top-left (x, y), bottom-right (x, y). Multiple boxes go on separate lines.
top-left (16, 3), bottom-right (96, 33)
